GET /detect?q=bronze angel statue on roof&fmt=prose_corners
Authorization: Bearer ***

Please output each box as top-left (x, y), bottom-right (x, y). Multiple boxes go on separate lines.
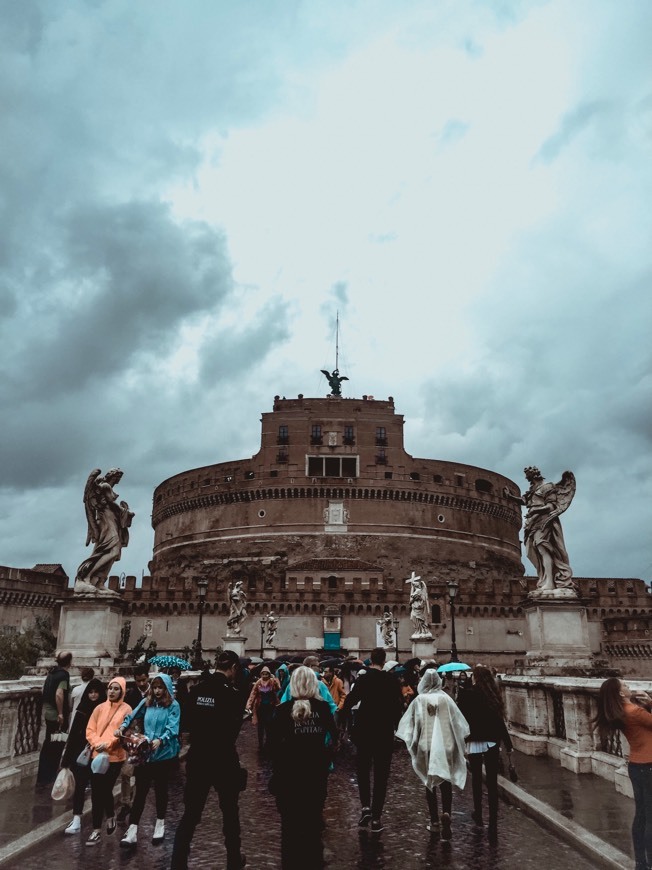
top-left (74, 468), bottom-right (135, 595)
top-left (504, 467), bottom-right (576, 595)
top-left (320, 368), bottom-right (348, 397)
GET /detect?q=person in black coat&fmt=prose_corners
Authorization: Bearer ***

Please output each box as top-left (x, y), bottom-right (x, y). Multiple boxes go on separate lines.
top-left (61, 678), bottom-right (107, 835)
top-left (340, 647), bottom-right (404, 833)
top-left (171, 650), bottom-right (246, 870)
top-left (457, 665), bottom-right (513, 840)
top-left (270, 665), bottom-right (338, 870)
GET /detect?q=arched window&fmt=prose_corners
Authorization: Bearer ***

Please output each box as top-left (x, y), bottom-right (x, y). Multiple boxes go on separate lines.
top-left (475, 478), bottom-right (493, 494)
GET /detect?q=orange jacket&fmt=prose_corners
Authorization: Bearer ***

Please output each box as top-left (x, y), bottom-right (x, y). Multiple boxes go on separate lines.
top-left (86, 676), bottom-right (131, 763)
top-left (324, 675), bottom-right (347, 710)
top-left (623, 701), bottom-right (652, 763)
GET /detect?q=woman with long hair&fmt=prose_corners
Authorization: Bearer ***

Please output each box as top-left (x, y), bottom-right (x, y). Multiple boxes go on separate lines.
top-left (61, 678), bottom-right (107, 835)
top-left (118, 673), bottom-right (181, 848)
top-left (245, 666), bottom-right (281, 750)
top-left (271, 665), bottom-right (338, 870)
top-left (85, 676), bottom-right (132, 846)
top-left (595, 677), bottom-right (652, 870)
top-left (457, 665), bottom-right (513, 841)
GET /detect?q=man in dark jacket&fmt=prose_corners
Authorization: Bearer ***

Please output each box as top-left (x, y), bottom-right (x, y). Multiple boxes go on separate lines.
top-left (37, 650), bottom-right (72, 784)
top-left (171, 650), bottom-right (247, 870)
top-left (341, 647), bottom-right (403, 833)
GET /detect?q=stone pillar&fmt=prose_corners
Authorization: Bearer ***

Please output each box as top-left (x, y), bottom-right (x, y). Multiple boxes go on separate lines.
top-left (223, 635), bottom-right (247, 657)
top-left (56, 595), bottom-right (124, 669)
top-left (520, 596), bottom-right (595, 674)
top-left (411, 637), bottom-right (436, 660)
top-left (263, 646), bottom-right (277, 660)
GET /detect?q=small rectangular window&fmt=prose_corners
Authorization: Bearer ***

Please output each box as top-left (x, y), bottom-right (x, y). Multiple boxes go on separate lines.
top-left (342, 457), bottom-right (357, 477)
top-left (278, 425), bottom-right (289, 444)
top-left (311, 425), bottom-right (322, 445)
top-left (343, 425), bottom-right (355, 445)
top-left (325, 457), bottom-right (340, 476)
top-left (375, 427), bottom-right (387, 446)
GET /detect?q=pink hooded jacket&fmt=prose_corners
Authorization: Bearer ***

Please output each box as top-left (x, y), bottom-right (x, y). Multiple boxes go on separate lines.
top-left (86, 676), bottom-right (131, 763)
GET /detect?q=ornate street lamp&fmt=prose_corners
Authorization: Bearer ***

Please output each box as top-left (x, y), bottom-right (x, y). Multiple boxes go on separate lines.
top-left (392, 615), bottom-right (399, 656)
top-left (447, 580), bottom-right (460, 663)
top-left (259, 613), bottom-right (269, 659)
top-left (194, 579), bottom-right (209, 670)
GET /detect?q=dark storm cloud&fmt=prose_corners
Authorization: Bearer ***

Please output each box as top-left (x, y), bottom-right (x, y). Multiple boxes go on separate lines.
top-left (2, 201), bottom-right (234, 401)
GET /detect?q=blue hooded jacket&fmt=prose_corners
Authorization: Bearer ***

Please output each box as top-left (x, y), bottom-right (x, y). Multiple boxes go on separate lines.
top-left (121, 672), bottom-right (180, 762)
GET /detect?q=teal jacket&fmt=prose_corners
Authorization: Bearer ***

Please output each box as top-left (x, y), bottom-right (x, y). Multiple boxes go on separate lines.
top-left (280, 674), bottom-right (337, 715)
top-left (121, 673), bottom-right (181, 762)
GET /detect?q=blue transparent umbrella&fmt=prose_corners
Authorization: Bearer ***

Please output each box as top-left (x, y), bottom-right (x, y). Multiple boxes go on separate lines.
top-left (147, 655), bottom-right (192, 670)
top-left (437, 662), bottom-right (471, 674)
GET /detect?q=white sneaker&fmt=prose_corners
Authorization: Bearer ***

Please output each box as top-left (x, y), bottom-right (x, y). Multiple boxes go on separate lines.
top-left (65, 815), bottom-right (81, 835)
top-left (120, 824), bottom-right (138, 848)
top-left (152, 819), bottom-right (165, 842)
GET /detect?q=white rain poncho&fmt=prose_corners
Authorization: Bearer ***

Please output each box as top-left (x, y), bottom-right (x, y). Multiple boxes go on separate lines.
top-left (396, 669), bottom-right (470, 791)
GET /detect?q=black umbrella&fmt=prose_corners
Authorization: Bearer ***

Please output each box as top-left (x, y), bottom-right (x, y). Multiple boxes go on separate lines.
top-left (320, 658), bottom-right (343, 668)
top-left (274, 654), bottom-right (293, 663)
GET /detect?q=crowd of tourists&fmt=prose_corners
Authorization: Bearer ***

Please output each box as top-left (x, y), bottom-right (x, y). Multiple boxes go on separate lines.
top-left (39, 648), bottom-right (652, 870)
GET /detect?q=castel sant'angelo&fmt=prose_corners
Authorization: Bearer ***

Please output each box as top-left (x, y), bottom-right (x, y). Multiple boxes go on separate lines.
top-left (92, 372), bottom-right (648, 670)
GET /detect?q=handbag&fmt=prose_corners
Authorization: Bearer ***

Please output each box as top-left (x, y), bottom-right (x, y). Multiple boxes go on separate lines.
top-left (51, 767), bottom-right (75, 801)
top-left (119, 697), bottom-right (152, 766)
top-left (91, 752), bottom-right (110, 774)
top-left (76, 744), bottom-right (92, 767)
top-left (50, 730), bottom-right (68, 744)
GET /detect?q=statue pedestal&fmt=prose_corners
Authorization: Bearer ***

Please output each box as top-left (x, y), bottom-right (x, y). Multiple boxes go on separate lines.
top-left (223, 635), bottom-right (247, 658)
top-left (515, 596), bottom-right (607, 676)
top-left (56, 595), bottom-right (124, 669)
top-left (411, 637), bottom-right (436, 661)
top-left (263, 646), bottom-right (277, 660)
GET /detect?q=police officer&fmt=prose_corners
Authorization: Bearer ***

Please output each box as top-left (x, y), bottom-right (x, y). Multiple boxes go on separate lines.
top-left (171, 650), bottom-right (247, 870)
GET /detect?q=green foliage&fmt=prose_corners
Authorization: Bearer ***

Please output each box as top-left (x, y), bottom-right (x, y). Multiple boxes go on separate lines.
top-left (0, 628), bottom-right (42, 680)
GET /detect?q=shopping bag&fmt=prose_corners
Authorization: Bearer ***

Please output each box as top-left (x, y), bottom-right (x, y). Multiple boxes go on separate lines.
top-left (51, 767), bottom-right (75, 801)
top-left (76, 744), bottom-right (92, 767)
top-left (91, 752), bottom-right (110, 774)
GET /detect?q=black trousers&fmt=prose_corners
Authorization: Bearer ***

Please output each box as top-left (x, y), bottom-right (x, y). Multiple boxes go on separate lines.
top-left (129, 759), bottom-right (174, 824)
top-left (36, 720), bottom-right (66, 785)
top-left (278, 783), bottom-right (326, 870)
top-left (355, 739), bottom-right (394, 820)
top-left (469, 745), bottom-right (500, 826)
top-left (171, 756), bottom-right (241, 870)
top-left (90, 761), bottom-right (123, 828)
top-left (425, 781), bottom-right (452, 820)
top-left (71, 761), bottom-right (91, 815)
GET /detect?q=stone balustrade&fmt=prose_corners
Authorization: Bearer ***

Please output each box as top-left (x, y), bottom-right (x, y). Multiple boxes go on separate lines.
top-left (502, 673), bottom-right (652, 799)
top-left (0, 677), bottom-right (47, 791)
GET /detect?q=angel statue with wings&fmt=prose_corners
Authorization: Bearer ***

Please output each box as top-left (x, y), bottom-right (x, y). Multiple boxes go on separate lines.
top-left (405, 571), bottom-right (432, 638)
top-left (504, 467), bottom-right (577, 595)
top-left (226, 580), bottom-right (248, 634)
top-left (320, 368), bottom-right (348, 397)
top-left (75, 468), bottom-right (135, 595)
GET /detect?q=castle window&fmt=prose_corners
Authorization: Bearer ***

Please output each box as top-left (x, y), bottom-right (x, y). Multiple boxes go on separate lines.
top-left (313, 577), bottom-right (321, 590)
top-left (361, 578), bottom-right (370, 589)
top-left (296, 578), bottom-right (305, 589)
top-left (375, 427), bottom-right (388, 447)
top-left (311, 425), bottom-right (323, 445)
top-left (384, 471), bottom-right (393, 479)
top-left (277, 425), bottom-right (289, 445)
top-left (432, 604), bottom-right (442, 624)
top-left (277, 446), bottom-right (289, 464)
top-left (433, 474), bottom-right (443, 483)
top-left (376, 449), bottom-right (388, 465)
top-left (270, 470), bottom-right (278, 478)
top-left (409, 472), bottom-right (420, 481)
top-left (475, 478), bottom-right (493, 494)
top-left (455, 474), bottom-right (465, 486)
top-left (343, 425), bottom-right (355, 446)
top-left (306, 456), bottom-right (358, 478)
top-left (327, 575), bottom-right (337, 589)
top-left (245, 471), bottom-right (255, 480)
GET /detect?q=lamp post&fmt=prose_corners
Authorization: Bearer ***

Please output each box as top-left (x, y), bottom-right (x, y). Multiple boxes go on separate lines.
top-left (194, 579), bottom-right (208, 670)
top-left (259, 614), bottom-right (269, 659)
top-left (447, 580), bottom-right (460, 663)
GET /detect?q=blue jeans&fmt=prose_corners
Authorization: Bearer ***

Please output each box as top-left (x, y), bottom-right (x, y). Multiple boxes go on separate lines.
top-left (628, 762), bottom-right (652, 869)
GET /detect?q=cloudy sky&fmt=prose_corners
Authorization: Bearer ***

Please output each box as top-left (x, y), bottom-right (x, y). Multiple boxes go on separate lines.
top-left (1, 0), bottom-right (650, 587)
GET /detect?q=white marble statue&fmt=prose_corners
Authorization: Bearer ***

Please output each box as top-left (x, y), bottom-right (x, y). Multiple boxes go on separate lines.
top-left (504, 466), bottom-right (577, 597)
top-left (265, 611), bottom-right (279, 646)
top-left (377, 610), bottom-right (395, 648)
top-left (406, 571), bottom-right (432, 638)
top-left (227, 580), bottom-right (248, 634)
top-left (74, 468), bottom-right (134, 595)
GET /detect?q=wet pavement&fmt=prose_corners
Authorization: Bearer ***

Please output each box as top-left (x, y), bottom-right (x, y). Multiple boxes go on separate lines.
top-left (7, 724), bottom-right (614, 870)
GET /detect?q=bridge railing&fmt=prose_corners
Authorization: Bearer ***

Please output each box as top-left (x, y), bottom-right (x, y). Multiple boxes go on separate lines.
top-left (0, 678), bottom-right (47, 791)
top-left (501, 674), bottom-right (652, 799)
